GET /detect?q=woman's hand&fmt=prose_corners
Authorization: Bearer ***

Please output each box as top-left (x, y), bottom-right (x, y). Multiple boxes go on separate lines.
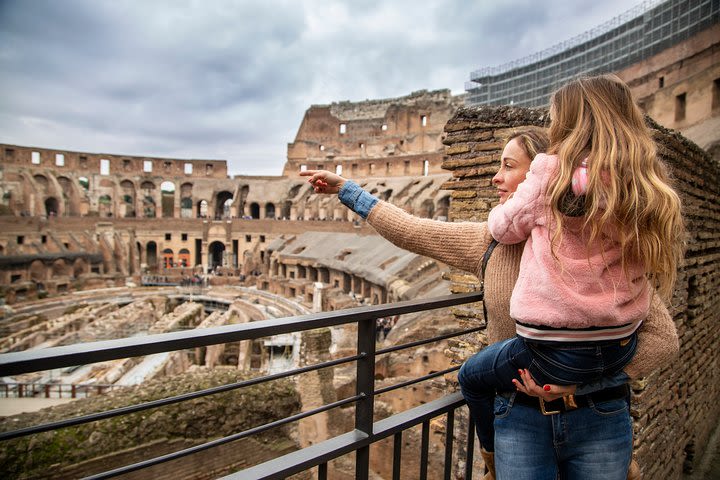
top-left (512, 368), bottom-right (577, 402)
top-left (299, 170), bottom-right (346, 194)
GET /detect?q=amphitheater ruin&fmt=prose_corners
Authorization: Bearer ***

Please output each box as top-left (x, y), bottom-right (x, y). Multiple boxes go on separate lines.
top-left (0, 3), bottom-right (719, 479)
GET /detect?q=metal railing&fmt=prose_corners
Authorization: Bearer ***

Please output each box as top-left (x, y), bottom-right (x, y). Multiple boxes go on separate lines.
top-left (0, 292), bottom-right (484, 479)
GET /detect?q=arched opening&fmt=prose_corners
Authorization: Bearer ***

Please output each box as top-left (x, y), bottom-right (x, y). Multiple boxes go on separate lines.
top-left (215, 191), bottom-right (233, 219)
top-left (57, 176), bottom-right (76, 216)
top-left (98, 194), bottom-right (113, 217)
top-left (250, 202), bottom-right (260, 219)
top-left (141, 181), bottom-right (156, 218)
top-left (265, 202), bottom-right (276, 219)
top-left (52, 259), bottom-right (70, 277)
top-left (435, 195), bottom-right (450, 221)
top-left (44, 197), bottom-right (59, 217)
top-left (147, 241), bottom-right (158, 272)
top-left (281, 201), bottom-right (292, 220)
top-left (120, 180), bottom-right (136, 218)
top-left (419, 199), bottom-right (435, 219)
top-left (29, 260), bottom-right (46, 282)
top-left (78, 176), bottom-right (89, 190)
top-left (178, 248), bottom-right (191, 267)
top-left (33, 174), bottom-right (49, 191)
top-left (209, 241), bottom-right (225, 269)
top-left (162, 248), bottom-right (174, 269)
top-left (73, 258), bottom-right (87, 277)
top-left (180, 183), bottom-right (193, 218)
top-left (197, 200), bottom-right (208, 218)
top-left (238, 185), bottom-right (249, 217)
top-left (161, 181), bottom-right (176, 218)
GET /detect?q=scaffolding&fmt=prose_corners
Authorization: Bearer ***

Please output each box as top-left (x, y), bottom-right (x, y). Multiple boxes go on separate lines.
top-left (465, 0), bottom-right (720, 107)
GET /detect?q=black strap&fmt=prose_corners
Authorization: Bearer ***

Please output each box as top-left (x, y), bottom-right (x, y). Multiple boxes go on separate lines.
top-left (480, 239), bottom-right (499, 323)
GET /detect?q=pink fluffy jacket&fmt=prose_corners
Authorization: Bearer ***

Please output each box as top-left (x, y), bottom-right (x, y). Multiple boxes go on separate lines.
top-left (487, 153), bottom-right (650, 332)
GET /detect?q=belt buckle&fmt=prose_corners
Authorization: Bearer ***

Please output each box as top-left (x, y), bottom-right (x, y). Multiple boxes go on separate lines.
top-left (563, 394), bottom-right (578, 410)
top-left (539, 398), bottom-right (561, 415)
top-left (539, 395), bottom-right (577, 415)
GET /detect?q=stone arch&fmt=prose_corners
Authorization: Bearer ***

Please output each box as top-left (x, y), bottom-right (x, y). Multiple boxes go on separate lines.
top-left (209, 241), bottom-right (225, 269)
top-left (215, 191), bottom-right (233, 219)
top-left (265, 202), bottom-right (276, 219)
top-left (162, 248), bottom-right (174, 269)
top-left (197, 199), bottom-right (208, 218)
top-left (250, 202), bottom-right (260, 219)
top-left (33, 174), bottom-right (49, 191)
top-left (161, 181), bottom-right (176, 218)
top-left (147, 241), bottom-right (158, 271)
top-left (141, 181), bottom-right (156, 218)
top-left (120, 180), bottom-right (136, 218)
top-left (56, 176), bottom-right (79, 216)
top-left (73, 258), bottom-right (87, 277)
top-left (52, 259), bottom-right (70, 277)
top-left (29, 260), bottom-right (46, 282)
top-left (44, 197), bottom-right (59, 217)
top-left (180, 183), bottom-right (193, 218)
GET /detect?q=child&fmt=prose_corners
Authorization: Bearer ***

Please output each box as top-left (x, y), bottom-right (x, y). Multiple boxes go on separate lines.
top-left (457, 74), bottom-right (684, 461)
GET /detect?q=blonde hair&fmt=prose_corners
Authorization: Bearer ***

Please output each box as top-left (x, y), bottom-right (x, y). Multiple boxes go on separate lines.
top-left (507, 128), bottom-right (549, 162)
top-left (546, 74), bottom-right (684, 299)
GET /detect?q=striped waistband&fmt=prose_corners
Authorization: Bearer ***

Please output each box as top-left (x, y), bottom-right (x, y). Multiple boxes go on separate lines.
top-left (515, 319), bottom-right (642, 343)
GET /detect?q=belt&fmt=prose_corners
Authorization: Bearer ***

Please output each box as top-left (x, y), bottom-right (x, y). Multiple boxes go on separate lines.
top-left (502, 384), bottom-right (629, 415)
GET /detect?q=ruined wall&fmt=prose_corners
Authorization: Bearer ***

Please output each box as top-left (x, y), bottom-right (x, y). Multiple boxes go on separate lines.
top-left (441, 105), bottom-right (720, 479)
top-left (283, 89), bottom-right (463, 177)
top-left (0, 368), bottom-right (301, 479)
top-left (618, 23), bottom-right (720, 151)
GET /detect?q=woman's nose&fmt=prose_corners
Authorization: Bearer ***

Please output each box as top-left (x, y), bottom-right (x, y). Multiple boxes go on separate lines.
top-left (492, 171), bottom-right (502, 184)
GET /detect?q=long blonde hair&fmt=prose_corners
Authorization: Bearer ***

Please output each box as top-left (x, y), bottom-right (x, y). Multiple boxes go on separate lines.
top-left (546, 74), bottom-right (684, 299)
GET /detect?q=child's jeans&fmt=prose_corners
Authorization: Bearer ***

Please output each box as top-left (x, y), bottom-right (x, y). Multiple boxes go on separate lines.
top-left (457, 332), bottom-right (637, 452)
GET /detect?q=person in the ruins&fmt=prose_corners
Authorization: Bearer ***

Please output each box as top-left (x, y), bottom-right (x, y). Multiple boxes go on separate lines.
top-left (301, 125), bottom-right (679, 480)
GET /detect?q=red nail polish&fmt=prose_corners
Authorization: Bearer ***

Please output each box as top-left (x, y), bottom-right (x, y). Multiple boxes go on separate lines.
top-left (518, 369), bottom-right (523, 375)
top-left (543, 385), bottom-right (551, 392)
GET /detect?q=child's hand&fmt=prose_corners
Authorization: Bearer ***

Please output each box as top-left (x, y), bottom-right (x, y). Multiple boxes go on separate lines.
top-left (513, 368), bottom-right (577, 402)
top-left (299, 170), bottom-right (346, 194)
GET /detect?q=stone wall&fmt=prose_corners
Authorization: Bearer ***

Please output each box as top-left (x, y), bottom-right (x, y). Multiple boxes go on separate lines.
top-left (440, 105), bottom-right (720, 479)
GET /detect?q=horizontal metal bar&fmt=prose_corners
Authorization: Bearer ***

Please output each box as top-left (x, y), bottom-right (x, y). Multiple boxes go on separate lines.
top-left (376, 326), bottom-right (484, 356)
top-left (0, 353), bottom-right (362, 441)
top-left (0, 292), bottom-right (482, 376)
top-left (224, 392), bottom-right (466, 480)
top-left (375, 366), bottom-right (460, 396)
top-left (83, 394), bottom-right (363, 480)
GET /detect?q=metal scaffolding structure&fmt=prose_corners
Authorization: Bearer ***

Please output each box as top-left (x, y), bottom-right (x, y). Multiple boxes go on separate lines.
top-left (465, 0), bottom-right (720, 107)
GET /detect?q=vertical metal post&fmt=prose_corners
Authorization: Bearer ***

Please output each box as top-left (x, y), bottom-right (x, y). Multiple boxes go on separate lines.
top-left (420, 420), bottom-right (430, 480)
top-left (444, 409), bottom-right (455, 480)
top-left (393, 432), bottom-right (402, 480)
top-left (465, 415), bottom-right (475, 480)
top-left (355, 317), bottom-right (376, 479)
top-left (318, 462), bottom-right (327, 480)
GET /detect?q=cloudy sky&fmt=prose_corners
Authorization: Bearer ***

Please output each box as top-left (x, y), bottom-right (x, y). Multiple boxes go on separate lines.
top-left (0, 0), bottom-right (641, 175)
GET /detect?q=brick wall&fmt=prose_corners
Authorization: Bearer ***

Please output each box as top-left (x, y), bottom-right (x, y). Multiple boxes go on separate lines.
top-left (441, 105), bottom-right (720, 479)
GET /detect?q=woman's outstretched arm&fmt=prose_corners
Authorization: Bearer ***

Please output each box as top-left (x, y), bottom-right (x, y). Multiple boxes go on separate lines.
top-left (300, 170), bottom-right (492, 274)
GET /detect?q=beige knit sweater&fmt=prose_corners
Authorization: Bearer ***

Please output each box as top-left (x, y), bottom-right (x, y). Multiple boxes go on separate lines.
top-left (367, 200), bottom-right (679, 379)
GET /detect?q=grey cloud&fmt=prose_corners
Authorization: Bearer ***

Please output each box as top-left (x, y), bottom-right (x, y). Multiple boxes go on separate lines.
top-left (0, 0), bottom-right (641, 175)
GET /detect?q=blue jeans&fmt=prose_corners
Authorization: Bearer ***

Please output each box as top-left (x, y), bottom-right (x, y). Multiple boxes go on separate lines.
top-left (457, 334), bottom-right (637, 451)
top-left (493, 392), bottom-right (632, 480)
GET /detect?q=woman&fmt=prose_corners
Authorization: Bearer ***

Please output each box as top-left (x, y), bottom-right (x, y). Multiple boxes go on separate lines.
top-left (300, 128), bottom-right (678, 479)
